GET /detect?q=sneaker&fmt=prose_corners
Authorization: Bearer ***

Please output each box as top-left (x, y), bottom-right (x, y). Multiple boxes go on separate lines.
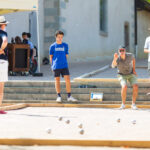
top-left (131, 104), bottom-right (138, 110)
top-left (119, 104), bottom-right (125, 110)
top-left (56, 97), bottom-right (62, 103)
top-left (0, 110), bottom-right (7, 114)
top-left (67, 96), bottom-right (78, 102)
top-left (146, 93), bottom-right (150, 96)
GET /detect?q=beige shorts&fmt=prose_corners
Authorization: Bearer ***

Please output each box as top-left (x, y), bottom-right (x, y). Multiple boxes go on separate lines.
top-left (0, 60), bottom-right (8, 82)
top-left (118, 74), bottom-right (138, 87)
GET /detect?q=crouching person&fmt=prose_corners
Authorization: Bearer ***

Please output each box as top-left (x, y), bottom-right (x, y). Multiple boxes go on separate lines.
top-left (112, 46), bottom-right (138, 110)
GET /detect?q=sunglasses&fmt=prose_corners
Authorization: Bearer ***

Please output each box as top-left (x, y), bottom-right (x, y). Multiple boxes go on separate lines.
top-left (119, 49), bottom-right (125, 52)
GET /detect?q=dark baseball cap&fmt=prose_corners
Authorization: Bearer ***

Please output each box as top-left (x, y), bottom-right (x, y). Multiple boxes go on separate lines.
top-left (118, 46), bottom-right (126, 50)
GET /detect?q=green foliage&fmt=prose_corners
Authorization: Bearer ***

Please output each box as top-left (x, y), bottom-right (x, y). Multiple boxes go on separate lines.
top-left (146, 0), bottom-right (150, 3)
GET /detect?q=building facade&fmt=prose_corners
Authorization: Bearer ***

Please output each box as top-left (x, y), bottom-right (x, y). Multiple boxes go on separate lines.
top-left (136, 0), bottom-right (150, 59)
top-left (4, 0), bottom-right (150, 63)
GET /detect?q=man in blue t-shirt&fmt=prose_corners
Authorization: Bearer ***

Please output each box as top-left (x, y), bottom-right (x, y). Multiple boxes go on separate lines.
top-left (49, 30), bottom-right (78, 103)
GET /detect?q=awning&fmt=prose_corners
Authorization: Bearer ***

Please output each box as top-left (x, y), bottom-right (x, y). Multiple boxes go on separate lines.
top-left (0, 0), bottom-right (38, 15)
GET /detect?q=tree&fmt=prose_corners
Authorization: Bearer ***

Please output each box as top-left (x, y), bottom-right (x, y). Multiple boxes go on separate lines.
top-left (146, 0), bottom-right (150, 3)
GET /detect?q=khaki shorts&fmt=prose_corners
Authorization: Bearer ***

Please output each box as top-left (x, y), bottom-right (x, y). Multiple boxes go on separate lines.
top-left (117, 74), bottom-right (138, 87)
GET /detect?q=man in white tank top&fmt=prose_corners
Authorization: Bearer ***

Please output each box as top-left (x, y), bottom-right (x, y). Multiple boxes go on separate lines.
top-left (0, 16), bottom-right (9, 114)
top-left (144, 28), bottom-right (150, 75)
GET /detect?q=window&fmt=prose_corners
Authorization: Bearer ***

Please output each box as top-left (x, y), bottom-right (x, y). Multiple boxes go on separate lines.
top-left (124, 22), bottom-right (130, 52)
top-left (100, 0), bottom-right (108, 34)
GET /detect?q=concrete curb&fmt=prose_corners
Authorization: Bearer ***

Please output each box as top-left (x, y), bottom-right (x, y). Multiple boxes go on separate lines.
top-left (74, 78), bottom-right (150, 83)
top-left (26, 104), bottom-right (150, 109)
top-left (3, 101), bottom-right (150, 105)
top-left (2, 103), bottom-right (150, 109)
top-left (76, 65), bottom-right (110, 79)
top-left (0, 139), bottom-right (150, 148)
top-left (0, 103), bottom-right (27, 111)
top-left (136, 66), bottom-right (147, 69)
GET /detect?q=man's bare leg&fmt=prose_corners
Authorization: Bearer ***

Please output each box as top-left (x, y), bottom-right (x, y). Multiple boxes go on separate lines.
top-left (0, 82), bottom-right (4, 106)
top-left (130, 84), bottom-right (138, 109)
top-left (55, 77), bottom-right (62, 102)
top-left (64, 75), bottom-right (71, 94)
top-left (0, 82), bottom-right (7, 114)
top-left (55, 77), bottom-right (61, 94)
top-left (121, 85), bottom-right (127, 105)
top-left (64, 75), bottom-right (77, 102)
top-left (132, 84), bottom-right (138, 104)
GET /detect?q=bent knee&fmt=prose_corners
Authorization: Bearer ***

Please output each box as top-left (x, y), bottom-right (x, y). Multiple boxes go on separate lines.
top-left (122, 85), bottom-right (127, 90)
top-left (133, 84), bottom-right (138, 89)
top-left (64, 75), bottom-right (70, 80)
top-left (55, 77), bottom-right (60, 81)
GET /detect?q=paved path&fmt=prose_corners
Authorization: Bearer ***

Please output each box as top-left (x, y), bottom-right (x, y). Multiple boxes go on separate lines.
top-left (89, 68), bottom-right (149, 78)
top-left (8, 59), bottom-right (149, 81)
top-left (88, 59), bottom-right (149, 78)
top-left (8, 60), bottom-right (111, 81)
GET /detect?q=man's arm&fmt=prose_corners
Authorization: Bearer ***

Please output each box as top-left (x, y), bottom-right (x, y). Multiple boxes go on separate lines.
top-left (0, 36), bottom-right (8, 54)
top-left (65, 44), bottom-right (69, 59)
top-left (49, 45), bottom-right (54, 64)
top-left (144, 38), bottom-right (149, 53)
top-left (112, 53), bottom-right (118, 68)
top-left (49, 55), bottom-right (53, 64)
top-left (32, 48), bottom-right (36, 57)
top-left (132, 58), bottom-right (137, 76)
top-left (144, 48), bottom-right (150, 53)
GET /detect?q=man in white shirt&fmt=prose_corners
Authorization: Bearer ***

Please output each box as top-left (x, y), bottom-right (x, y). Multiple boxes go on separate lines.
top-left (144, 28), bottom-right (150, 75)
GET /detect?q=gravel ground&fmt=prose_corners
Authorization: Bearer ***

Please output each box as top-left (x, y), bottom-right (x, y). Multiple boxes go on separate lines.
top-left (0, 107), bottom-right (150, 140)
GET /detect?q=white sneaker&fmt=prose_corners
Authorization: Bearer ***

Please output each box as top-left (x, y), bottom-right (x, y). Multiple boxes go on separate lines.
top-left (67, 96), bottom-right (78, 102)
top-left (131, 104), bottom-right (138, 110)
top-left (146, 93), bottom-right (150, 96)
top-left (119, 104), bottom-right (125, 110)
top-left (56, 97), bottom-right (62, 103)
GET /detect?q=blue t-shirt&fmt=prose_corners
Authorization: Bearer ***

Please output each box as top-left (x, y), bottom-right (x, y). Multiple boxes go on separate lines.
top-left (28, 40), bottom-right (34, 50)
top-left (49, 42), bottom-right (69, 70)
top-left (23, 39), bottom-right (34, 50)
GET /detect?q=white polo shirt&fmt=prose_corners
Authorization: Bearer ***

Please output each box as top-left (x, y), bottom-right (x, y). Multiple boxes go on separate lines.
top-left (144, 36), bottom-right (150, 62)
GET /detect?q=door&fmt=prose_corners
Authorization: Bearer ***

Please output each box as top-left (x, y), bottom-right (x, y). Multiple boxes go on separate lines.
top-left (124, 22), bottom-right (130, 52)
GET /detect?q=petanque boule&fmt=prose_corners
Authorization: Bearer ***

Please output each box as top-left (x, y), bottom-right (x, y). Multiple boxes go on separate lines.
top-left (66, 120), bottom-right (70, 124)
top-left (58, 116), bottom-right (63, 121)
top-left (117, 118), bottom-right (121, 123)
top-left (132, 120), bottom-right (136, 125)
top-left (79, 129), bottom-right (84, 135)
top-left (46, 128), bottom-right (51, 134)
